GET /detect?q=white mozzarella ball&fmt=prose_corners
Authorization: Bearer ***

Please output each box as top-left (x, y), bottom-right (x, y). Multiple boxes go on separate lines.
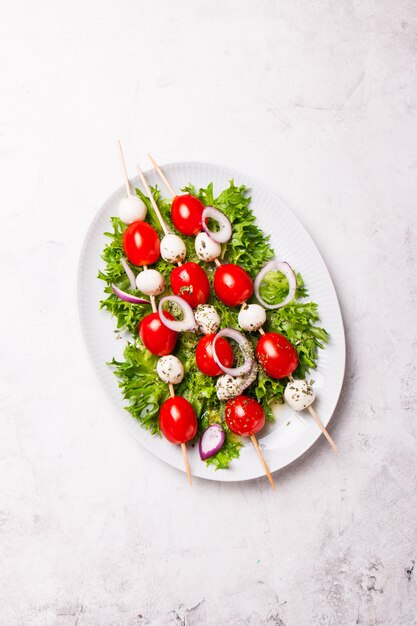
top-left (216, 375), bottom-right (244, 401)
top-left (195, 305), bottom-right (221, 335)
top-left (284, 379), bottom-right (316, 411)
top-left (160, 234), bottom-right (186, 263)
top-left (118, 195), bottom-right (147, 224)
top-left (238, 303), bottom-right (266, 331)
top-left (156, 355), bottom-right (184, 384)
top-left (195, 232), bottom-right (221, 262)
top-left (136, 269), bottom-right (165, 296)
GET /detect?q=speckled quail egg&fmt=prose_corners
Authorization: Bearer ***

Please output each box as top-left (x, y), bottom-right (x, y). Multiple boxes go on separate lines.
top-left (238, 303), bottom-right (266, 331)
top-left (156, 355), bottom-right (185, 384)
top-left (118, 195), bottom-right (147, 224)
top-left (160, 234), bottom-right (186, 263)
top-left (136, 269), bottom-right (165, 296)
top-left (195, 305), bottom-right (221, 335)
top-left (284, 379), bottom-right (316, 411)
top-left (195, 232), bottom-right (221, 262)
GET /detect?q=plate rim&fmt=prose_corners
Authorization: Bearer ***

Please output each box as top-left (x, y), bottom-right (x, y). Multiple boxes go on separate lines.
top-left (77, 160), bottom-right (346, 482)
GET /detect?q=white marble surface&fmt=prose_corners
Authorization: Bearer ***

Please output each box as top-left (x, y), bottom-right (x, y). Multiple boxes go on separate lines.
top-left (1, 1), bottom-right (416, 624)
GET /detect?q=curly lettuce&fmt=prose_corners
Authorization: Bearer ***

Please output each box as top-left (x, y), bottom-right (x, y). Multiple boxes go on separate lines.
top-left (99, 181), bottom-right (328, 467)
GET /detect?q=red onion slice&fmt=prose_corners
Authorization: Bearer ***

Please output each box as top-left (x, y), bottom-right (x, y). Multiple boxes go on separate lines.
top-left (212, 328), bottom-right (253, 377)
top-left (120, 257), bottom-right (137, 291)
top-left (199, 424), bottom-right (225, 460)
top-left (158, 295), bottom-right (197, 332)
top-left (111, 284), bottom-right (150, 305)
top-left (254, 259), bottom-right (297, 309)
top-left (202, 206), bottom-right (232, 243)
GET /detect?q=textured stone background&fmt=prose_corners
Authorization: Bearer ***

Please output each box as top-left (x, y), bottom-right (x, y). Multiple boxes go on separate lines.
top-left (1, 0), bottom-right (416, 624)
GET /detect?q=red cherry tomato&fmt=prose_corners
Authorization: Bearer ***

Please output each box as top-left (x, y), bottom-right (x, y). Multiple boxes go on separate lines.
top-left (196, 334), bottom-right (234, 377)
top-left (214, 264), bottom-right (253, 307)
top-left (225, 395), bottom-right (265, 437)
top-left (159, 396), bottom-right (198, 444)
top-left (256, 332), bottom-right (298, 379)
top-left (139, 312), bottom-right (177, 356)
top-left (171, 194), bottom-right (204, 236)
top-left (123, 221), bottom-right (160, 266)
top-left (170, 261), bottom-right (210, 308)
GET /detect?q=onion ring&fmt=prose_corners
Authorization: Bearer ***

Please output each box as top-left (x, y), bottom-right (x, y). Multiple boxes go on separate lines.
top-left (254, 259), bottom-right (297, 309)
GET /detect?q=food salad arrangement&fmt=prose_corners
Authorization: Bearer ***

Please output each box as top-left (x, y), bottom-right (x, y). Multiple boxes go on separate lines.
top-left (98, 144), bottom-right (336, 488)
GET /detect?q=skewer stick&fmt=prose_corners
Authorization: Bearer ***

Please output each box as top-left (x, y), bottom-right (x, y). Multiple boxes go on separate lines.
top-left (136, 164), bottom-right (169, 236)
top-left (213, 258), bottom-right (221, 267)
top-left (168, 383), bottom-right (175, 398)
top-left (288, 375), bottom-right (337, 452)
top-left (259, 327), bottom-right (265, 335)
top-left (181, 443), bottom-right (192, 486)
top-left (148, 153), bottom-right (176, 198)
top-left (118, 140), bottom-right (131, 196)
top-left (250, 435), bottom-right (276, 490)
top-left (307, 405), bottom-right (338, 452)
top-left (143, 265), bottom-right (157, 312)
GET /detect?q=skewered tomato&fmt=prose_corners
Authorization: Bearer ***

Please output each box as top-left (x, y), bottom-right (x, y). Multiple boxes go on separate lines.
top-left (139, 312), bottom-right (177, 356)
top-left (171, 194), bottom-right (204, 236)
top-left (159, 396), bottom-right (198, 444)
top-left (256, 332), bottom-right (298, 379)
top-left (225, 395), bottom-right (265, 436)
top-left (196, 334), bottom-right (234, 377)
top-left (170, 261), bottom-right (210, 308)
top-left (214, 264), bottom-right (253, 306)
top-left (123, 221), bottom-right (160, 266)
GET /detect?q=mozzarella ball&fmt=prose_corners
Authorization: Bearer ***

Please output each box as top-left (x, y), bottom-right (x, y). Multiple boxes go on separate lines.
top-left (216, 375), bottom-right (244, 401)
top-left (195, 304), bottom-right (221, 335)
top-left (156, 355), bottom-right (184, 384)
top-left (238, 303), bottom-right (266, 331)
top-left (119, 195), bottom-right (147, 224)
top-left (136, 269), bottom-right (165, 296)
top-left (195, 232), bottom-right (221, 262)
top-left (160, 234), bottom-right (186, 263)
top-left (284, 379), bottom-right (316, 411)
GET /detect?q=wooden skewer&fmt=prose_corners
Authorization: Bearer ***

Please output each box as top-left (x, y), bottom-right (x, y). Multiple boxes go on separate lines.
top-left (250, 435), bottom-right (276, 490)
top-left (136, 164), bottom-right (169, 236)
top-left (288, 375), bottom-right (337, 452)
top-left (308, 405), bottom-right (338, 452)
top-left (118, 140), bottom-right (131, 196)
top-left (148, 153), bottom-right (176, 198)
top-left (259, 327), bottom-right (265, 335)
top-left (213, 258), bottom-right (221, 267)
top-left (181, 443), bottom-right (192, 486)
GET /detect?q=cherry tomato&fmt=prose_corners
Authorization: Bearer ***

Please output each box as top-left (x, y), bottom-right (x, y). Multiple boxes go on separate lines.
top-left (170, 261), bottom-right (210, 308)
top-left (214, 264), bottom-right (253, 307)
top-left (171, 194), bottom-right (204, 236)
top-left (196, 334), bottom-right (234, 377)
top-left (139, 312), bottom-right (178, 356)
top-left (225, 395), bottom-right (265, 436)
top-left (159, 396), bottom-right (198, 444)
top-left (123, 221), bottom-right (160, 266)
top-left (256, 332), bottom-right (298, 379)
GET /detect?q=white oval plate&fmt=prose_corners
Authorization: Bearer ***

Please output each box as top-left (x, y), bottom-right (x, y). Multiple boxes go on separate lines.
top-left (78, 162), bottom-right (345, 482)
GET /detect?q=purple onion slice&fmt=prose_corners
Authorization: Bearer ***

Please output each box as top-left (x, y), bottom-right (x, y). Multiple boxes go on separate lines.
top-left (212, 328), bottom-right (253, 377)
top-left (111, 284), bottom-right (150, 305)
top-left (254, 259), bottom-right (297, 309)
top-left (158, 295), bottom-right (197, 332)
top-left (199, 424), bottom-right (226, 460)
top-left (120, 257), bottom-right (137, 291)
top-left (201, 206), bottom-right (232, 243)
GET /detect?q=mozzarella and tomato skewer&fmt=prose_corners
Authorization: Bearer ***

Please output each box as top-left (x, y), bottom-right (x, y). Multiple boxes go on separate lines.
top-left (225, 395), bottom-right (276, 490)
top-left (156, 353), bottom-right (197, 485)
top-left (240, 260), bottom-right (337, 451)
top-left (137, 164), bottom-right (211, 309)
top-left (148, 154), bottom-right (253, 308)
